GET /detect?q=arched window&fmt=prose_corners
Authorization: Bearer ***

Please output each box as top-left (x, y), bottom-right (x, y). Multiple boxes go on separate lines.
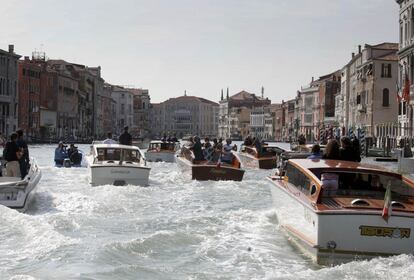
top-left (382, 88), bottom-right (389, 107)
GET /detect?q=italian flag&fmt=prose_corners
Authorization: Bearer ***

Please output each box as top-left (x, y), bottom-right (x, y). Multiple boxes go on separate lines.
top-left (382, 182), bottom-right (392, 222)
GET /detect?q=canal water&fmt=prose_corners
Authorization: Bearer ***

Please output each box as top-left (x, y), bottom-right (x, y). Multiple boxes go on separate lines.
top-left (0, 144), bottom-right (413, 279)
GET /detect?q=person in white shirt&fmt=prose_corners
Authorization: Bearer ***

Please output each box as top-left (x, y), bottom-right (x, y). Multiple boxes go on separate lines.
top-left (103, 132), bottom-right (117, 144)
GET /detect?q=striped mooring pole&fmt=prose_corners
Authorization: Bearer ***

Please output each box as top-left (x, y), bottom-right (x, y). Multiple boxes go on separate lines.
top-left (358, 127), bottom-right (366, 157)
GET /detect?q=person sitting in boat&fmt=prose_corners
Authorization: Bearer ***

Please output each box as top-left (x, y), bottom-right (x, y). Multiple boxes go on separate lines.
top-left (221, 139), bottom-right (234, 164)
top-left (67, 143), bottom-right (76, 159)
top-left (171, 134), bottom-right (179, 142)
top-left (70, 146), bottom-right (82, 166)
top-left (54, 141), bottom-right (68, 166)
top-left (339, 137), bottom-right (355, 162)
top-left (232, 144), bottom-right (238, 151)
top-left (4, 133), bottom-right (23, 177)
top-left (103, 132), bottom-right (117, 144)
top-left (192, 136), bottom-right (204, 161)
top-left (119, 126), bottom-right (132, 145)
top-left (244, 135), bottom-right (253, 146)
top-left (351, 137), bottom-right (362, 162)
top-left (322, 139), bottom-right (340, 160)
top-left (203, 137), bottom-right (214, 161)
top-left (161, 133), bottom-right (168, 142)
top-left (307, 144), bottom-right (322, 160)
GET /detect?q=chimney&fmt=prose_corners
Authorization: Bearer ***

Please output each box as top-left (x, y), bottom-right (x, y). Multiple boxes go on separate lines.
top-left (311, 76), bottom-right (314, 83)
top-left (358, 45), bottom-right (362, 54)
top-left (261, 86), bottom-right (264, 98)
top-left (352, 52), bottom-right (355, 58)
top-left (8, 44), bottom-right (14, 54)
top-left (221, 89), bottom-right (224, 101)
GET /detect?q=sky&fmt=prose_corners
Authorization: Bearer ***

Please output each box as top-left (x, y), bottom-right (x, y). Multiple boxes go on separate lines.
top-left (0, 0), bottom-right (399, 103)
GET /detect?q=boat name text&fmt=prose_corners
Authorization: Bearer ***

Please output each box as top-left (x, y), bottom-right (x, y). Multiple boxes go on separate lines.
top-left (359, 225), bottom-right (410, 239)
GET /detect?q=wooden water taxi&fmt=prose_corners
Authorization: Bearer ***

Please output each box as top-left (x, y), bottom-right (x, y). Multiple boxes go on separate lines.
top-left (267, 158), bottom-right (414, 265)
top-left (176, 146), bottom-right (245, 181)
top-left (145, 141), bottom-right (180, 163)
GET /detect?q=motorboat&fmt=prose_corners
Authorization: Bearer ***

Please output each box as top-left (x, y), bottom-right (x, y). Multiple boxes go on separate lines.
top-left (145, 141), bottom-right (180, 162)
top-left (176, 146), bottom-right (245, 181)
top-left (0, 158), bottom-right (42, 212)
top-left (87, 144), bottom-right (150, 186)
top-left (267, 158), bottom-right (414, 265)
top-left (237, 144), bottom-right (284, 169)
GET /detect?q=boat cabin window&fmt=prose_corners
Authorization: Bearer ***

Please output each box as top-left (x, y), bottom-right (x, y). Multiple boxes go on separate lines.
top-left (285, 163), bottom-right (312, 195)
top-left (96, 148), bottom-right (141, 163)
top-left (310, 169), bottom-right (414, 199)
top-left (148, 142), bottom-right (175, 151)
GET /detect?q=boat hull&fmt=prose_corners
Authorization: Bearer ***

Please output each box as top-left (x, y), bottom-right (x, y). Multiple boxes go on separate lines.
top-left (145, 151), bottom-right (176, 163)
top-left (177, 157), bottom-right (244, 181)
top-left (0, 161), bottom-right (42, 212)
top-left (237, 152), bottom-right (276, 169)
top-left (268, 178), bottom-right (414, 265)
top-left (90, 165), bottom-right (150, 186)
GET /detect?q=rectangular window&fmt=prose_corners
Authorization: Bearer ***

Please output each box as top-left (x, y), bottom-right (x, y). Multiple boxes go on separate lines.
top-left (356, 95), bottom-right (361, 105)
top-left (381, 64), bottom-right (392, 78)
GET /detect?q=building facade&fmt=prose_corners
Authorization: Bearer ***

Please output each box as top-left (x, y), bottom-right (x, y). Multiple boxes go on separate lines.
top-left (346, 43), bottom-right (399, 138)
top-left (396, 0), bottom-right (414, 137)
top-left (218, 89), bottom-right (271, 139)
top-left (150, 95), bottom-right (218, 138)
top-left (18, 57), bottom-right (41, 138)
top-left (0, 45), bottom-right (20, 136)
top-left (110, 86), bottom-right (134, 135)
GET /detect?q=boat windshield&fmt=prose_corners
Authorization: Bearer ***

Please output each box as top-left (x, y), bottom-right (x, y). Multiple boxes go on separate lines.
top-left (148, 142), bottom-right (175, 151)
top-left (96, 148), bottom-right (141, 163)
top-left (310, 169), bottom-right (414, 199)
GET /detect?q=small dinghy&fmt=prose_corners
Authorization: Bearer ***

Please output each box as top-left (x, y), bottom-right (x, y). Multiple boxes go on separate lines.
top-left (0, 158), bottom-right (42, 212)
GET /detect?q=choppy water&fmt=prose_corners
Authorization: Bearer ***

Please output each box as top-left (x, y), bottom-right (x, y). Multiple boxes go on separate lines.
top-left (1, 144), bottom-right (414, 279)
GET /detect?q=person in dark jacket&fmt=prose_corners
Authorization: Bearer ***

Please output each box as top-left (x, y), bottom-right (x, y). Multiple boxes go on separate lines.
top-left (4, 133), bottom-right (23, 177)
top-left (16, 129), bottom-right (29, 178)
top-left (351, 137), bottom-right (362, 162)
top-left (339, 136), bottom-right (355, 161)
top-left (192, 136), bottom-right (204, 161)
top-left (119, 126), bottom-right (132, 145)
top-left (70, 146), bottom-right (82, 166)
top-left (308, 144), bottom-right (322, 160)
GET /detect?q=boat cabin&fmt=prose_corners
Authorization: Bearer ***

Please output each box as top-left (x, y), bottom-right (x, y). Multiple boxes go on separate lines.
top-left (92, 144), bottom-right (144, 164)
top-left (279, 159), bottom-right (414, 211)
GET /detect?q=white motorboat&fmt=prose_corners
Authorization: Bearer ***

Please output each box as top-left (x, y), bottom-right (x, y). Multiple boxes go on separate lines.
top-left (267, 158), bottom-right (414, 265)
top-left (0, 158), bottom-right (42, 212)
top-left (87, 144), bottom-right (150, 186)
top-left (145, 141), bottom-right (180, 163)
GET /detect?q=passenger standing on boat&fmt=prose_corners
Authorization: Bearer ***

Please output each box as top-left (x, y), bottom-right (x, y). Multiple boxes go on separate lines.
top-left (217, 138), bottom-right (223, 151)
top-left (203, 137), bottom-right (214, 161)
top-left (339, 137), bottom-right (355, 162)
top-left (103, 132), bottom-right (117, 144)
top-left (4, 133), bottom-right (22, 177)
top-left (244, 135), bottom-right (253, 146)
top-left (54, 141), bottom-right (68, 165)
top-left (253, 137), bottom-right (262, 157)
top-left (16, 129), bottom-right (29, 178)
top-left (351, 137), bottom-right (362, 162)
top-left (307, 144), bottom-right (322, 159)
top-left (192, 136), bottom-right (204, 161)
top-left (221, 139), bottom-right (234, 164)
top-left (119, 126), bottom-right (132, 145)
top-left (70, 146), bottom-right (82, 166)
top-left (322, 139), bottom-right (340, 160)
top-left (161, 133), bottom-right (167, 142)
top-left (67, 143), bottom-right (76, 158)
